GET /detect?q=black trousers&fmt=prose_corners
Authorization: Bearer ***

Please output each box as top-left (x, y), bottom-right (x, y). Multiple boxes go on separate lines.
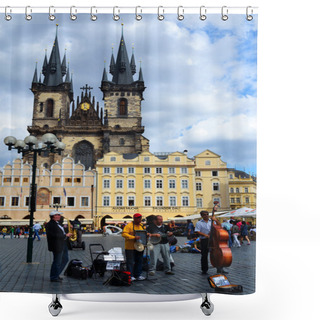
top-left (200, 238), bottom-right (209, 273)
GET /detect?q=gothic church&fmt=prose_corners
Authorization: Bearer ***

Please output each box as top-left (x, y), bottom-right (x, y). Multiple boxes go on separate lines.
top-left (27, 25), bottom-right (149, 169)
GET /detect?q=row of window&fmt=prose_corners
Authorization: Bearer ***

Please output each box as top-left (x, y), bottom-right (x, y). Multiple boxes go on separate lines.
top-left (103, 178), bottom-right (193, 189)
top-left (2, 177), bottom-right (82, 184)
top-left (102, 196), bottom-right (221, 208)
top-left (103, 167), bottom-right (191, 174)
top-left (230, 187), bottom-right (250, 193)
top-left (102, 195), bottom-right (190, 207)
top-left (103, 167), bottom-right (219, 177)
top-left (0, 196), bottom-right (89, 208)
top-left (230, 197), bottom-right (251, 204)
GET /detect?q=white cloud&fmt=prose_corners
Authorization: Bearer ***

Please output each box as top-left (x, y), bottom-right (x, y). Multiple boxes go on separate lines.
top-left (0, 14), bottom-right (257, 173)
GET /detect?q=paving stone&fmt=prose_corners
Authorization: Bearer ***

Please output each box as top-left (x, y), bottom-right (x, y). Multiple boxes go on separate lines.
top-left (0, 235), bottom-right (255, 295)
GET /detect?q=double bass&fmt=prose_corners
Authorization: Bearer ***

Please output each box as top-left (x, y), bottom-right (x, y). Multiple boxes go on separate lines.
top-left (209, 203), bottom-right (232, 270)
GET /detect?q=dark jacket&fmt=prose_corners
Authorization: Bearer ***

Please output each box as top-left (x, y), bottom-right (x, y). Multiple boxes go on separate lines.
top-left (46, 219), bottom-right (66, 253)
top-left (147, 224), bottom-right (171, 244)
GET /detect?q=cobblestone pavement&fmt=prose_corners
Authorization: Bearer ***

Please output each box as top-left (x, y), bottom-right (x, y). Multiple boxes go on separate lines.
top-left (0, 235), bottom-right (255, 295)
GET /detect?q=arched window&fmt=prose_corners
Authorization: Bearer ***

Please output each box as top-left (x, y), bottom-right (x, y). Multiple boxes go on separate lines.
top-left (73, 140), bottom-right (94, 170)
top-left (46, 99), bottom-right (54, 117)
top-left (119, 98), bottom-right (127, 116)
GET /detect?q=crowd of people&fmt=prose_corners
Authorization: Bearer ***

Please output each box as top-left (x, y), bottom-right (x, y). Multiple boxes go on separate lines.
top-left (1, 210), bottom-right (256, 282)
top-left (0, 224), bottom-right (46, 239)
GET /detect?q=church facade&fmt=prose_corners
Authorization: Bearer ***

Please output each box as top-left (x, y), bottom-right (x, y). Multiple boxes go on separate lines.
top-left (27, 25), bottom-right (149, 170)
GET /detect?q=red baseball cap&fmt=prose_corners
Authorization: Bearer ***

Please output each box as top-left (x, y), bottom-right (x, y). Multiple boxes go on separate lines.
top-left (133, 213), bottom-right (142, 218)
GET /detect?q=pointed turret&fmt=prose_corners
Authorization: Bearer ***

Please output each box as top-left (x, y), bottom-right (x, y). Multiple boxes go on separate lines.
top-left (111, 24), bottom-right (134, 85)
top-left (109, 53), bottom-right (116, 75)
top-left (138, 65), bottom-right (144, 82)
top-left (43, 24), bottom-right (64, 86)
top-left (130, 55), bottom-right (136, 75)
top-left (102, 65), bottom-right (108, 82)
top-left (42, 50), bottom-right (48, 75)
top-left (32, 62), bottom-right (38, 84)
top-left (130, 47), bottom-right (136, 75)
top-left (65, 64), bottom-right (71, 82)
top-left (70, 73), bottom-right (74, 93)
top-left (61, 49), bottom-right (67, 76)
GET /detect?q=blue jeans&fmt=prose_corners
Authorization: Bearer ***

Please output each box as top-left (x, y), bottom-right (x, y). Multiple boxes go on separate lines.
top-left (228, 230), bottom-right (233, 248)
top-left (125, 249), bottom-right (143, 278)
top-left (33, 230), bottom-right (41, 241)
top-left (50, 242), bottom-right (69, 280)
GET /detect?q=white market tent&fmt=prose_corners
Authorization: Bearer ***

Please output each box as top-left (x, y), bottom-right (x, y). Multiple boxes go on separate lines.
top-left (168, 211), bottom-right (229, 222)
top-left (218, 207), bottom-right (256, 218)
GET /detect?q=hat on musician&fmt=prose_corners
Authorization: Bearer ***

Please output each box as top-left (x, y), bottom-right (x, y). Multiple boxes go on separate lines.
top-left (49, 210), bottom-right (63, 216)
top-left (133, 213), bottom-right (142, 218)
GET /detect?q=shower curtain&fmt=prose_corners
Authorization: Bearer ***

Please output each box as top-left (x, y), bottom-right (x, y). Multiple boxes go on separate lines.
top-left (0, 9), bottom-right (257, 296)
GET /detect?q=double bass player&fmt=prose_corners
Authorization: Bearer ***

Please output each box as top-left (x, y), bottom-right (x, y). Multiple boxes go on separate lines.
top-left (195, 206), bottom-right (230, 275)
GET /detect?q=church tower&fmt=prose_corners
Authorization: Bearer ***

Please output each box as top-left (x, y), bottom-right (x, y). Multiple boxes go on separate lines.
top-left (100, 25), bottom-right (149, 154)
top-left (29, 25), bottom-right (73, 133)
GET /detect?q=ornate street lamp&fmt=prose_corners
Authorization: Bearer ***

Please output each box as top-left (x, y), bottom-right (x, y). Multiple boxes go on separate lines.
top-left (4, 133), bottom-right (65, 263)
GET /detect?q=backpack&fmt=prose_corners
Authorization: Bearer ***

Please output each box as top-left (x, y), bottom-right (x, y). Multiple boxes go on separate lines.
top-left (64, 259), bottom-right (88, 280)
top-left (108, 270), bottom-right (131, 286)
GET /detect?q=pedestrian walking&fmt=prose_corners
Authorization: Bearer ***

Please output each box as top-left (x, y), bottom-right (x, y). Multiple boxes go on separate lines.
top-left (231, 220), bottom-right (241, 247)
top-left (2, 226), bottom-right (7, 238)
top-left (221, 219), bottom-right (233, 248)
top-left (46, 211), bottom-right (72, 282)
top-left (14, 226), bottom-right (21, 238)
top-left (33, 222), bottom-right (42, 241)
top-left (240, 221), bottom-right (251, 245)
top-left (10, 226), bottom-right (14, 239)
top-left (186, 219), bottom-right (195, 239)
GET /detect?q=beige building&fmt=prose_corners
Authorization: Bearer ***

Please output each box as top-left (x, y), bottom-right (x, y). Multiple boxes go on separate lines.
top-left (0, 156), bottom-right (95, 226)
top-left (194, 150), bottom-right (230, 213)
top-left (228, 169), bottom-right (257, 210)
top-left (95, 149), bottom-right (230, 228)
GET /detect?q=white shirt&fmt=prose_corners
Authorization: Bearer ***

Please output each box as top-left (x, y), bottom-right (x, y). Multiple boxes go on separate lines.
top-left (195, 219), bottom-right (212, 239)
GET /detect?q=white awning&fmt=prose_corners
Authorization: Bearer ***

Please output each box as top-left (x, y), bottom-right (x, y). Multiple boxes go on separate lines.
top-left (168, 211), bottom-right (229, 221)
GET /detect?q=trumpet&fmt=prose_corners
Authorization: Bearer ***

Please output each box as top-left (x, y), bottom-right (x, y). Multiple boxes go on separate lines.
top-left (67, 220), bottom-right (77, 242)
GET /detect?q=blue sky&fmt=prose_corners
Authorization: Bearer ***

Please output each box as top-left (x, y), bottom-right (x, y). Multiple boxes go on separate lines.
top-left (0, 14), bottom-right (257, 174)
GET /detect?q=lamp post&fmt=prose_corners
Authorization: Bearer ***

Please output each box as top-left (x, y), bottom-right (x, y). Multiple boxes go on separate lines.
top-left (4, 133), bottom-right (65, 263)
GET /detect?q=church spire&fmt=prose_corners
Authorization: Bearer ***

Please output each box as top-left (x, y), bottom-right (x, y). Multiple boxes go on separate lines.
top-left (61, 49), bottom-right (67, 77)
top-left (42, 24), bottom-right (64, 86)
top-left (102, 61), bottom-right (108, 82)
top-left (130, 46), bottom-right (136, 75)
top-left (138, 66), bottom-right (144, 82)
top-left (111, 24), bottom-right (134, 85)
top-left (42, 49), bottom-right (48, 75)
top-left (32, 62), bottom-right (38, 84)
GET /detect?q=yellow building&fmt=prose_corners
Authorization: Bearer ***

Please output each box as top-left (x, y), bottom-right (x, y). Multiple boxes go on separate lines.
top-left (0, 156), bottom-right (96, 226)
top-left (95, 149), bottom-right (231, 228)
top-left (194, 150), bottom-right (230, 213)
top-left (96, 151), bottom-right (197, 227)
top-left (228, 169), bottom-right (257, 210)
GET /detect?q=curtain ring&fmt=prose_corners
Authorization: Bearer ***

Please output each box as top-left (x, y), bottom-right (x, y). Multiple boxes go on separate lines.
top-left (246, 6), bottom-right (253, 21)
top-left (5, 6), bottom-right (12, 21)
top-left (25, 6), bottom-right (32, 21)
top-left (135, 6), bottom-right (142, 21)
top-left (90, 6), bottom-right (97, 21)
top-left (70, 6), bottom-right (77, 21)
top-left (177, 6), bottom-right (184, 21)
top-left (200, 6), bottom-right (207, 21)
top-left (49, 6), bottom-right (56, 21)
top-left (113, 6), bottom-right (120, 21)
top-left (221, 6), bottom-right (228, 21)
top-left (158, 6), bottom-right (165, 21)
